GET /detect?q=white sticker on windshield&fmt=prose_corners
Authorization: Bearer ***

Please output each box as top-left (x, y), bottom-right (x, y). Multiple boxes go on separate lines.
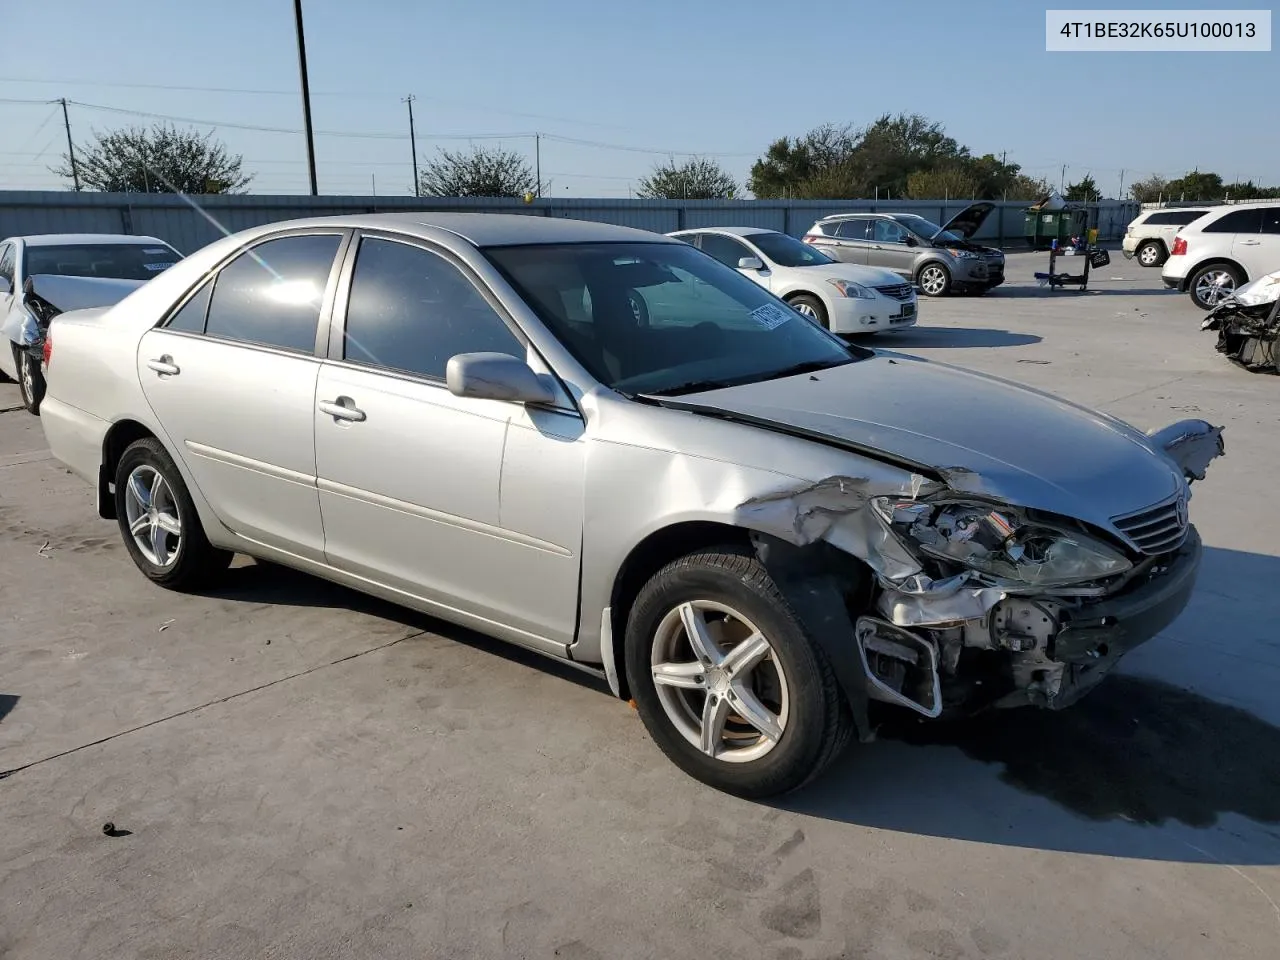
top-left (749, 303), bottom-right (794, 331)
top-left (143, 262), bottom-right (175, 271)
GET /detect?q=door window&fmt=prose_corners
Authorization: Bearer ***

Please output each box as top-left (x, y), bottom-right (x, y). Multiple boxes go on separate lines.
top-left (873, 219), bottom-right (910, 244)
top-left (698, 234), bottom-right (754, 269)
top-left (834, 219), bottom-right (870, 240)
top-left (342, 236), bottom-right (524, 381)
top-left (204, 234), bottom-right (342, 353)
top-left (165, 282), bottom-right (213, 334)
top-left (0, 244), bottom-right (14, 287)
top-left (1203, 209), bottom-right (1263, 234)
top-left (1259, 207), bottom-right (1280, 235)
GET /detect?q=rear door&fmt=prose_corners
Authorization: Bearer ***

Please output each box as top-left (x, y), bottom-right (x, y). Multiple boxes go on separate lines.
top-left (826, 218), bottom-right (873, 265)
top-left (137, 230), bottom-right (348, 561)
top-left (314, 232), bottom-right (585, 651)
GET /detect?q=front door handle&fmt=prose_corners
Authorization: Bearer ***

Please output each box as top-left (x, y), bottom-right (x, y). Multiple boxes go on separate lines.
top-left (318, 397), bottom-right (366, 422)
top-left (146, 356), bottom-right (180, 376)
top-left (1239, 239), bottom-right (1261, 245)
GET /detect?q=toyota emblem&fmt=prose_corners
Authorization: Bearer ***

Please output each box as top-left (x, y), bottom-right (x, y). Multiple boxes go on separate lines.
top-left (1175, 494), bottom-right (1188, 527)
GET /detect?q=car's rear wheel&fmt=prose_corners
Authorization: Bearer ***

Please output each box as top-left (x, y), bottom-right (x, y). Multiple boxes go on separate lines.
top-left (1136, 240), bottom-right (1165, 267)
top-left (917, 263), bottom-right (951, 297)
top-left (624, 546), bottom-right (852, 798)
top-left (787, 293), bottom-right (828, 328)
top-left (1188, 263), bottom-right (1244, 310)
top-left (114, 438), bottom-right (232, 589)
top-left (14, 346), bottom-right (45, 415)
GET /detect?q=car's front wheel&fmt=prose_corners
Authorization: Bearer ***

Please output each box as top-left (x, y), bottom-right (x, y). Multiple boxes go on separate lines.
top-left (14, 346), bottom-right (45, 415)
top-left (1136, 240), bottom-right (1165, 267)
top-left (114, 437), bottom-right (232, 589)
top-left (624, 546), bottom-right (852, 797)
top-left (1188, 263), bottom-right (1244, 310)
top-left (917, 262), bottom-right (952, 297)
top-left (787, 293), bottom-right (828, 328)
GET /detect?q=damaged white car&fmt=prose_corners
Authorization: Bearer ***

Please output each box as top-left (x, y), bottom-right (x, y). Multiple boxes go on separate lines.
top-left (0, 234), bottom-right (181, 413)
top-left (37, 214), bottom-right (1225, 797)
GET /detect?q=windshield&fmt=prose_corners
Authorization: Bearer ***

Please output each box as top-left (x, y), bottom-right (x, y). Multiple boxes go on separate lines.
top-left (485, 241), bottom-right (860, 396)
top-left (747, 231), bottom-right (834, 267)
top-left (24, 243), bottom-right (180, 281)
top-left (890, 214), bottom-right (962, 244)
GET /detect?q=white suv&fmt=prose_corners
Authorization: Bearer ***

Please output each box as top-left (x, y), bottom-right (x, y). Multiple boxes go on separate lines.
top-left (1162, 203), bottom-right (1280, 309)
top-left (1122, 207), bottom-right (1211, 267)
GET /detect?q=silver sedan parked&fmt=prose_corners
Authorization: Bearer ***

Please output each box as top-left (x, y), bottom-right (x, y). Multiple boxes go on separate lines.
top-left (39, 214), bottom-right (1225, 797)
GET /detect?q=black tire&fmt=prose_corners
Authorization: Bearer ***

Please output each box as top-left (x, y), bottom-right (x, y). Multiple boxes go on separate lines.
top-left (1136, 240), bottom-right (1166, 268)
top-left (14, 346), bottom-right (45, 415)
top-left (787, 293), bottom-right (829, 328)
top-left (1187, 262), bottom-right (1245, 310)
top-left (624, 546), bottom-right (852, 798)
top-left (625, 288), bottom-right (650, 327)
top-left (917, 262), bottom-right (952, 297)
top-left (114, 437), bottom-right (232, 589)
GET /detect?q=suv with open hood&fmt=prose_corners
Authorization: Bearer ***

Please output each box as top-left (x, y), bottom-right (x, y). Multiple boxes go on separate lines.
top-left (803, 202), bottom-right (1005, 297)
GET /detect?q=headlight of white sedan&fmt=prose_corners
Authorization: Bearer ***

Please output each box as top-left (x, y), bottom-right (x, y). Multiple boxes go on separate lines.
top-left (826, 278), bottom-right (875, 299)
top-left (872, 497), bottom-right (1132, 587)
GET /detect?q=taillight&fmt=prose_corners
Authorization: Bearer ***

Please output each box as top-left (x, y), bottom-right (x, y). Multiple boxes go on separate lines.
top-left (41, 330), bottom-right (52, 366)
top-left (1171, 236), bottom-right (1187, 256)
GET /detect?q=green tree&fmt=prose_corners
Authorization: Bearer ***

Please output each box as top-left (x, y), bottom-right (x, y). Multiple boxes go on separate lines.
top-left (418, 144), bottom-right (535, 198)
top-left (1163, 170), bottom-right (1224, 200)
top-left (53, 123), bottom-right (252, 194)
top-left (748, 124), bottom-right (860, 198)
top-left (636, 157), bottom-right (738, 199)
top-left (1128, 174), bottom-right (1168, 203)
top-left (904, 165), bottom-right (979, 200)
top-left (1064, 174), bottom-right (1100, 201)
top-left (1222, 180), bottom-right (1280, 200)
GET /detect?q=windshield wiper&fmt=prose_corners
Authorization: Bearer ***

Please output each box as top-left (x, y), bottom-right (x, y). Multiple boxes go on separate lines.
top-left (644, 378), bottom-right (737, 397)
top-left (755, 357), bottom-right (855, 382)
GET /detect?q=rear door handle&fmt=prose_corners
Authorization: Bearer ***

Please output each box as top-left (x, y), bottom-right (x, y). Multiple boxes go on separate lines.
top-left (1239, 239), bottom-right (1261, 245)
top-left (146, 356), bottom-right (180, 376)
top-left (318, 397), bottom-right (366, 422)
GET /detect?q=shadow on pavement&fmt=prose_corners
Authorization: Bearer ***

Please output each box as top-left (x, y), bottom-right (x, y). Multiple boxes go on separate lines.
top-left (987, 285), bottom-right (1182, 299)
top-left (0, 695), bottom-right (17, 725)
top-left (870, 327), bottom-right (1042, 349)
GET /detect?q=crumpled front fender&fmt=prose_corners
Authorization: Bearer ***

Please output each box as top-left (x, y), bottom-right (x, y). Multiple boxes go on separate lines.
top-left (0, 307), bottom-right (39, 347)
top-left (1147, 419), bottom-right (1226, 482)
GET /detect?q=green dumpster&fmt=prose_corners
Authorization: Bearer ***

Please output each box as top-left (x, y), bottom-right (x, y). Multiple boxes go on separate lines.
top-left (1023, 208), bottom-right (1088, 250)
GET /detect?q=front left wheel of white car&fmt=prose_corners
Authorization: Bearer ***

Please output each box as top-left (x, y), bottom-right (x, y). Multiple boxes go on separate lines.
top-left (114, 438), bottom-right (232, 590)
top-left (624, 546), bottom-right (852, 797)
top-left (13, 345), bottom-right (45, 415)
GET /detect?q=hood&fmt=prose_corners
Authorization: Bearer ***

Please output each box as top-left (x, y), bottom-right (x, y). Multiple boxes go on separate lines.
top-left (677, 353), bottom-right (1183, 532)
top-left (938, 201), bottom-right (996, 240)
top-left (24, 274), bottom-right (144, 315)
top-left (804, 262), bottom-right (905, 288)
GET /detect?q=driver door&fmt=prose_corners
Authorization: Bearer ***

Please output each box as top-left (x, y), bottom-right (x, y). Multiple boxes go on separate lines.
top-left (867, 219), bottom-right (917, 276)
top-left (697, 234), bottom-right (771, 290)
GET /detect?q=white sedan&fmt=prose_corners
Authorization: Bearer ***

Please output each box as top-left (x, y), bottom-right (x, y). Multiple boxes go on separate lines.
top-left (0, 233), bottom-right (181, 412)
top-left (668, 226), bottom-right (918, 334)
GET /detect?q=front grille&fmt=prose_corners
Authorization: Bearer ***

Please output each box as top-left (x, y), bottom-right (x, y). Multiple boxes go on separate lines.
top-left (874, 283), bottom-right (914, 301)
top-left (1111, 495), bottom-right (1188, 555)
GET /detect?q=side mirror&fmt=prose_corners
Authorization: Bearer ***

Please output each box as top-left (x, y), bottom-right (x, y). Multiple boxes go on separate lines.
top-left (446, 352), bottom-right (557, 405)
top-left (0, 276), bottom-right (11, 296)
top-left (903, 235), bottom-right (919, 247)
top-left (738, 256), bottom-right (765, 271)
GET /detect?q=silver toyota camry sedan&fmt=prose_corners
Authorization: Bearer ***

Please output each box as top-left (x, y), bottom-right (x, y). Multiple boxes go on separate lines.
top-left (39, 213), bottom-right (1225, 797)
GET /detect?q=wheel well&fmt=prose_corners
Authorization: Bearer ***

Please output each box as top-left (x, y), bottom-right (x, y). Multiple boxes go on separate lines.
top-left (915, 259), bottom-right (949, 280)
top-left (606, 521), bottom-right (752, 699)
top-left (1190, 257), bottom-right (1246, 281)
top-left (1138, 237), bottom-right (1165, 251)
top-left (99, 419), bottom-right (158, 519)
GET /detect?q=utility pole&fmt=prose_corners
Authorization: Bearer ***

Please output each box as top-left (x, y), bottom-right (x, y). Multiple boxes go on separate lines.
top-left (1060, 164), bottom-right (1067, 192)
top-left (1118, 168), bottom-right (1126, 200)
top-left (404, 95), bottom-right (419, 196)
top-left (59, 98), bottom-right (80, 192)
top-left (535, 133), bottom-right (541, 198)
top-left (293, 0), bottom-right (319, 195)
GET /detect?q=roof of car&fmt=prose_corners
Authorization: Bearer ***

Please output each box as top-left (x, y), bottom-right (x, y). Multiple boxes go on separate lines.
top-left (6, 233), bottom-right (171, 247)
top-left (669, 226), bottom-right (776, 238)
top-left (816, 212), bottom-right (895, 221)
top-left (280, 213), bottom-right (676, 248)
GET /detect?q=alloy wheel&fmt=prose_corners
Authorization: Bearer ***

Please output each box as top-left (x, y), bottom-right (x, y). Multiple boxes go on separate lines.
top-left (920, 266), bottom-right (947, 296)
top-left (1138, 244), bottom-right (1160, 266)
top-left (1195, 270), bottom-right (1236, 307)
top-left (123, 465), bottom-right (183, 567)
top-left (19, 353), bottom-right (35, 403)
top-left (792, 301), bottom-right (818, 320)
top-left (650, 599), bottom-right (789, 763)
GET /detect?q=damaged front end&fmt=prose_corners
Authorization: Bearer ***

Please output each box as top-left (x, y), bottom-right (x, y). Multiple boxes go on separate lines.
top-left (739, 420), bottom-right (1224, 726)
top-left (1201, 269), bottom-right (1280, 374)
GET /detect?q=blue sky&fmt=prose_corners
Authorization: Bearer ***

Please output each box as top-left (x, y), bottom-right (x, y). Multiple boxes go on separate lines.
top-left (2, 0), bottom-right (1276, 197)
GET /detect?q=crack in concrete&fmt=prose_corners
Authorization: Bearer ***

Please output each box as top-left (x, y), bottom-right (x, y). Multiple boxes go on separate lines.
top-left (0, 630), bottom-right (426, 781)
